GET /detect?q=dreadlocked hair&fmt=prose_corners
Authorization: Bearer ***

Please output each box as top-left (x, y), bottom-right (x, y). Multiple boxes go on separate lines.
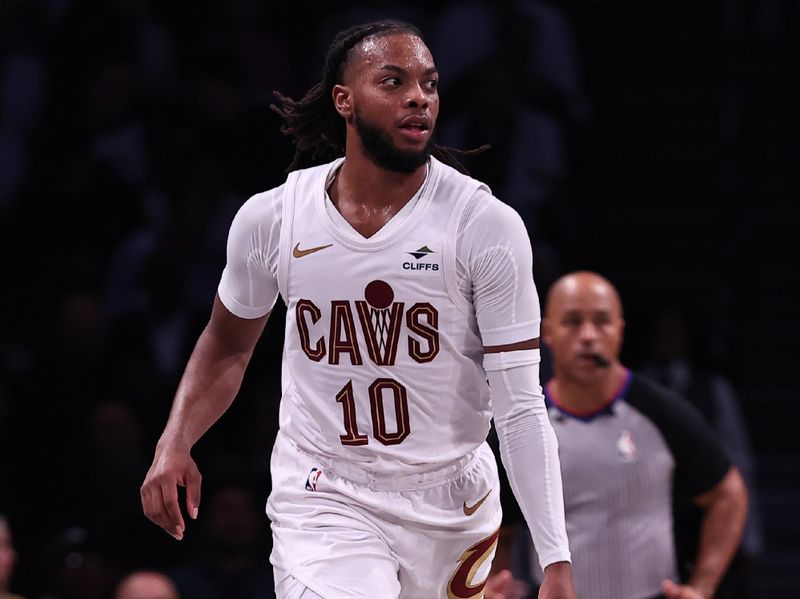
top-left (270, 19), bottom-right (488, 174)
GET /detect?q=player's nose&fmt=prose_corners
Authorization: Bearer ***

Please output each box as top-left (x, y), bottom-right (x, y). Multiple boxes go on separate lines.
top-left (404, 84), bottom-right (428, 109)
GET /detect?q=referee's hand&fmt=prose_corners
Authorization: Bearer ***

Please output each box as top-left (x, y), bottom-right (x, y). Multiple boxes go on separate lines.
top-left (662, 579), bottom-right (706, 599)
top-left (484, 570), bottom-right (530, 599)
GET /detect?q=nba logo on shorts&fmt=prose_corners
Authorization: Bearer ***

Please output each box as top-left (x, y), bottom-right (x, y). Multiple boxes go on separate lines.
top-left (305, 467), bottom-right (324, 491)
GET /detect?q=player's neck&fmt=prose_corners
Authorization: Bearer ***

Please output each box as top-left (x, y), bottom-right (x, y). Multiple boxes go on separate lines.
top-left (551, 363), bottom-right (627, 414)
top-left (330, 154), bottom-right (427, 238)
top-left (337, 151), bottom-right (427, 208)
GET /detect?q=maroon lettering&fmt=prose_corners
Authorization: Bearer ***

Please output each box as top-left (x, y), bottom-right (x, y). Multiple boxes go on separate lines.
top-left (406, 303), bottom-right (440, 363)
top-left (335, 381), bottom-right (369, 446)
top-left (447, 529), bottom-right (500, 599)
top-left (329, 301), bottom-right (363, 365)
top-left (296, 299), bottom-right (325, 361)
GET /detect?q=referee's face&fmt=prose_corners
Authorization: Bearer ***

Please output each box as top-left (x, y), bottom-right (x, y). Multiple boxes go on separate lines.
top-left (543, 273), bottom-right (625, 381)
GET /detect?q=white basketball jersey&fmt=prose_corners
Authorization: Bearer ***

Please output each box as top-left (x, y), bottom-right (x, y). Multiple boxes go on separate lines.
top-left (275, 157), bottom-right (491, 475)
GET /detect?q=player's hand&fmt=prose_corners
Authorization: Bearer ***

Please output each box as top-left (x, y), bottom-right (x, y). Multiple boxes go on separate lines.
top-left (538, 561), bottom-right (576, 599)
top-left (140, 442), bottom-right (202, 540)
top-left (662, 579), bottom-right (706, 599)
top-left (484, 569), bottom-right (530, 599)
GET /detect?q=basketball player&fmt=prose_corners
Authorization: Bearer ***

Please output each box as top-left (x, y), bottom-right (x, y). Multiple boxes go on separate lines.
top-left (489, 271), bottom-right (748, 599)
top-left (141, 20), bottom-right (575, 598)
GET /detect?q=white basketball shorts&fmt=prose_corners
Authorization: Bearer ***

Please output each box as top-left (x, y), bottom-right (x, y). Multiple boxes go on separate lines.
top-left (267, 431), bottom-right (503, 599)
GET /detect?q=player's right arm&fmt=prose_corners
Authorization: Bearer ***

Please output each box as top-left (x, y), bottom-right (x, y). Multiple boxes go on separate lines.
top-left (141, 296), bottom-right (268, 539)
top-left (142, 188), bottom-right (283, 540)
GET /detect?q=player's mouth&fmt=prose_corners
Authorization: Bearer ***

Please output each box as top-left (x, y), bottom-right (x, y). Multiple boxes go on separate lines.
top-left (398, 115), bottom-right (431, 142)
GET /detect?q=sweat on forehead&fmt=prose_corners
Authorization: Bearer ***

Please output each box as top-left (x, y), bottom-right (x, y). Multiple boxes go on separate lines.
top-left (340, 32), bottom-right (427, 80)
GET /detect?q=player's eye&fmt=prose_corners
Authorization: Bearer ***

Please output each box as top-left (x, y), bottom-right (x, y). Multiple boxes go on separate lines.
top-left (381, 77), bottom-right (401, 87)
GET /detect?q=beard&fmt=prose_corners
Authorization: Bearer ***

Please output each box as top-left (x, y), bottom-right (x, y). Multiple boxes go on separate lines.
top-left (354, 110), bottom-right (435, 174)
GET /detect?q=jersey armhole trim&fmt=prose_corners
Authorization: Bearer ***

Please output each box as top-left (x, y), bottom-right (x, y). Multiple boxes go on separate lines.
top-left (443, 182), bottom-right (486, 315)
top-left (276, 172), bottom-right (298, 301)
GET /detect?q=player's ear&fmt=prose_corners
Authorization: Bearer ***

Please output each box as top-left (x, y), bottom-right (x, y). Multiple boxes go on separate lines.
top-left (332, 84), bottom-right (353, 120)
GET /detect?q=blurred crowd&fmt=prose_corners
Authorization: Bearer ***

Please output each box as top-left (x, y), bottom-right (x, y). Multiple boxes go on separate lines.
top-left (1, 0), bottom-right (789, 597)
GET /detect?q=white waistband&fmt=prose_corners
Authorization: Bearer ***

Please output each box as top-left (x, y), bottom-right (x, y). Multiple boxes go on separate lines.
top-left (281, 432), bottom-right (483, 492)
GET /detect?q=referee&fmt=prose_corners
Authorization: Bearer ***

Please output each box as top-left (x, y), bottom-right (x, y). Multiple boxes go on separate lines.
top-left (487, 271), bottom-right (748, 599)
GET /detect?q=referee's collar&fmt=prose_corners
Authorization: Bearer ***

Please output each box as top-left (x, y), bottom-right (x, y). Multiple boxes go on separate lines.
top-left (544, 369), bottom-right (633, 422)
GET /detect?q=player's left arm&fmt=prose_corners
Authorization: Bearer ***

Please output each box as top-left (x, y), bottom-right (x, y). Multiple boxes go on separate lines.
top-left (483, 338), bottom-right (575, 599)
top-left (463, 194), bottom-right (574, 598)
top-left (484, 430), bottom-right (532, 599)
top-left (663, 466), bottom-right (748, 599)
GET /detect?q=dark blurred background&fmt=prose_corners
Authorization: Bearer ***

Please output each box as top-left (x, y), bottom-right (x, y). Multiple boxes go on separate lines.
top-left (0, 0), bottom-right (797, 597)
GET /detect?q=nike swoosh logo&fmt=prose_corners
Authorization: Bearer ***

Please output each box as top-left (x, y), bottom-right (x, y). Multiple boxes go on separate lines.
top-left (463, 489), bottom-right (492, 516)
top-left (293, 242), bottom-right (333, 258)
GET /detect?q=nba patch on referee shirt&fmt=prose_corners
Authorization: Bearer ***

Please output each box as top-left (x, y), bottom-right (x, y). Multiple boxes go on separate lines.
top-left (305, 467), bottom-right (324, 491)
top-left (616, 431), bottom-right (637, 463)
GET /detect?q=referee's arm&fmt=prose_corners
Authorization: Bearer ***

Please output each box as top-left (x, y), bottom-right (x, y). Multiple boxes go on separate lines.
top-left (664, 466), bottom-right (748, 599)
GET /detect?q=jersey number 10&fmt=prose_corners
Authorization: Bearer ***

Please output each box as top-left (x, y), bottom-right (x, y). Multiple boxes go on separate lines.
top-left (336, 379), bottom-right (410, 446)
